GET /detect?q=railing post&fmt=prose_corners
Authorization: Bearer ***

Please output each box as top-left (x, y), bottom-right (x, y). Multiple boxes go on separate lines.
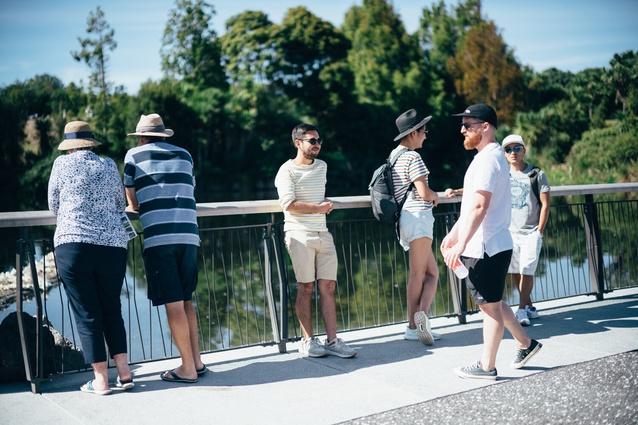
top-left (583, 194), bottom-right (606, 300)
top-left (262, 224), bottom-right (283, 352)
top-left (271, 220), bottom-right (290, 352)
top-left (15, 239), bottom-right (46, 393)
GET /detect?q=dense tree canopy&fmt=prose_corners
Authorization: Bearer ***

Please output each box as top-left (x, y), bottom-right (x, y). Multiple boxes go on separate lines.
top-left (1, 0), bottom-right (636, 212)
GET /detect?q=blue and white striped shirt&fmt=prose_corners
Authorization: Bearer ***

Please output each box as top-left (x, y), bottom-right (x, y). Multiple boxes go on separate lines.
top-left (123, 141), bottom-right (200, 249)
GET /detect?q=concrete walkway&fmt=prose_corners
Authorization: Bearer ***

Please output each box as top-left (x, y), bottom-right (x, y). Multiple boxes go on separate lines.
top-left (1, 288), bottom-right (637, 425)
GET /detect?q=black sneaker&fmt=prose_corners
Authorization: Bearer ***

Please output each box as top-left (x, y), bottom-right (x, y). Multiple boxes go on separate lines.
top-left (510, 339), bottom-right (542, 369)
top-left (454, 361), bottom-right (497, 380)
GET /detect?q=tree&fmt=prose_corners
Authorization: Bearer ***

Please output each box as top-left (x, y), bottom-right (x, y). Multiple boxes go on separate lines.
top-left (220, 11), bottom-right (275, 85)
top-left (448, 20), bottom-right (525, 125)
top-left (606, 50), bottom-right (638, 117)
top-left (161, 0), bottom-right (225, 90)
top-left (71, 6), bottom-right (117, 96)
top-left (342, 0), bottom-right (425, 110)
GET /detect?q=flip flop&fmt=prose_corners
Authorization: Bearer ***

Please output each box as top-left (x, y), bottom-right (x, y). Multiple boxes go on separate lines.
top-left (160, 369), bottom-right (198, 384)
top-left (115, 376), bottom-right (135, 390)
top-left (80, 380), bottom-right (112, 395)
top-left (196, 365), bottom-right (208, 376)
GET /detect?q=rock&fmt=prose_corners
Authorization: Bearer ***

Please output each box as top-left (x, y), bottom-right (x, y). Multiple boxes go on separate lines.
top-left (0, 312), bottom-right (87, 383)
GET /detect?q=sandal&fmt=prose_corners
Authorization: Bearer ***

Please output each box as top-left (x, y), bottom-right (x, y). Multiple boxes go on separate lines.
top-left (115, 376), bottom-right (135, 390)
top-left (80, 380), bottom-right (112, 395)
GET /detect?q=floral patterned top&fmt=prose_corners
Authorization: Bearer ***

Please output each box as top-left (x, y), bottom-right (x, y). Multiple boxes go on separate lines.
top-left (48, 150), bottom-right (128, 248)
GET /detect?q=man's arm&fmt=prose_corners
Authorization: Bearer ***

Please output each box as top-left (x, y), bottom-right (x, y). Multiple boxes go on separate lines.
top-left (442, 189), bottom-right (491, 268)
top-left (538, 191), bottom-right (550, 234)
top-left (286, 199), bottom-right (334, 215)
top-left (125, 187), bottom-right (139, 211)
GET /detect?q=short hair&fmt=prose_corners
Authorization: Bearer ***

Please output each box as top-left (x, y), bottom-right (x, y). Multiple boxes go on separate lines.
top-left (291, 123), bottom-right (318, 143)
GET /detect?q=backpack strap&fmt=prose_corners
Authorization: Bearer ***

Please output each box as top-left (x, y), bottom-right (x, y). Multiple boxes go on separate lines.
top-left (527, 165), bottom-right (541, 203)
top-left (387, 149), bottom-right (415, 210)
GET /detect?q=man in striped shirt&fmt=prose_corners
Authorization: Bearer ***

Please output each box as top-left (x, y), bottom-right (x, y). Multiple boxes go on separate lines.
top-left (124, 113), bottom-right (206, 384)
top-left (275, 123), bottom-right (356, 359)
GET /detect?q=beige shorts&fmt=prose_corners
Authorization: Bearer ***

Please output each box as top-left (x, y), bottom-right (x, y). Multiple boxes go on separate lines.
top-left (508, 230), bottom-right (543, 275)
top-left (284, 230), bottom-right (338, 283)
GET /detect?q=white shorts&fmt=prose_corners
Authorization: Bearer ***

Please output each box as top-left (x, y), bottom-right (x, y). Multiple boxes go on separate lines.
top-left (508, 230), bottom-right (543, 275)
top-left (284, 230), bottom-right (338, 283)
top-left (398, 209), bottom-right (435, 251)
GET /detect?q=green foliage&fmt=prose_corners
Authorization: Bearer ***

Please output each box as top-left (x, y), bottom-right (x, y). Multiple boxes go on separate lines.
top-left (161, 0), bottom-right (226, 90)
top-left (70, 6), bottom-right (116, 95)
top-left (2, 2), bottom-right (638, 213)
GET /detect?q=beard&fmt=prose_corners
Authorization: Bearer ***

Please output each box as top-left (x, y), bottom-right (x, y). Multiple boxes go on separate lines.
top-left (463, 130), bottom-right (482, 150)
top-left (302, 147), bottom-right (319, 160)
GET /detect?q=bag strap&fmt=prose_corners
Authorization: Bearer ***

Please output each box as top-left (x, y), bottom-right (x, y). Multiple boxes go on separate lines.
top-left (387, 148), bottom-right (415, 218)
top-left (527, 165), bottom-right (541, 203)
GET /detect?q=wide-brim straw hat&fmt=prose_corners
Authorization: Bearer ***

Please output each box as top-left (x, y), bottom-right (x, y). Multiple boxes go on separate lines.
top-left (58, 121), bottom-right (102, 150)
top-left (127, 113), bottom-right (174, 137)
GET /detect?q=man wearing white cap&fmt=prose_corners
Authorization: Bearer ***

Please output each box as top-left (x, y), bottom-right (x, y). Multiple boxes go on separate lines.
top-left (502, 134), bottom-right (551, 326)
top-left (123, 113), bottom-right (206, 384)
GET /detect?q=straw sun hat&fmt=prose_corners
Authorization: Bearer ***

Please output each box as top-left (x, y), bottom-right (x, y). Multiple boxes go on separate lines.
top-left (127, 113), bottom-right (174, 138)
top-left (57, 121), bottom-right (102, 151)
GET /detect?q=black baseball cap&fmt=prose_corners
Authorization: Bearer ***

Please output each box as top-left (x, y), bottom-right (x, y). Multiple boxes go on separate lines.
top-left (452, 103), bottom-right (498, 129)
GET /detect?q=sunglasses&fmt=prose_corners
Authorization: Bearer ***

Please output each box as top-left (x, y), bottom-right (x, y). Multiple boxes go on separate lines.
top-left (461, 121), bottom-right (484, 130)
top-left (300, 138), bottom-right (323, 145)
top-left (504, 146), bottom-right (524, 154)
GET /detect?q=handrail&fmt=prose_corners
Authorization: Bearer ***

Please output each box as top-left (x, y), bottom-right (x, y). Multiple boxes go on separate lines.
top-left (1, 182), bottom-right (637, 226)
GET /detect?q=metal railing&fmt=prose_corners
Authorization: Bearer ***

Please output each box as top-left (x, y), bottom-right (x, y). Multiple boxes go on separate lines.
top-left (1, 182), bottom-right (637, 392)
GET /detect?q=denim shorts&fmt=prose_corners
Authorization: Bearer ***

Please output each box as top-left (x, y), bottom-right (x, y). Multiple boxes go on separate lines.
top-left (398, 209), bottom-right (435, 251)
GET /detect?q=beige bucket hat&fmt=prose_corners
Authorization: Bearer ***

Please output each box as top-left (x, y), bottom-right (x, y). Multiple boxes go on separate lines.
top-left (127, 113), bottom-right (174, 137)
top-left (58, 121), bottom-right (102, 151)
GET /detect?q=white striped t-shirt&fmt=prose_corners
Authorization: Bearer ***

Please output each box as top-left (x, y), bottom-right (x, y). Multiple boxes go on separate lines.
top-left (274, 159), bottom-right (328, 232)
top-left (389, 146), bottom-right (433, 212)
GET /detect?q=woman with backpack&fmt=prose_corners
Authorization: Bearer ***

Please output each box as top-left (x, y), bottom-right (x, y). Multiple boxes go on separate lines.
top-left (390, 109), bottom-right (441, 345)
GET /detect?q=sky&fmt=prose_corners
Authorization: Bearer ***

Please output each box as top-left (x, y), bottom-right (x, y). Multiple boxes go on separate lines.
top-left (1, 0), bottom-right (637, 94)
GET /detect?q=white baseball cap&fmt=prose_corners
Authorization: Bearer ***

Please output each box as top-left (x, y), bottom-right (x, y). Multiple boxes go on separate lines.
top-left (502, 134), bottom-right (525, 149)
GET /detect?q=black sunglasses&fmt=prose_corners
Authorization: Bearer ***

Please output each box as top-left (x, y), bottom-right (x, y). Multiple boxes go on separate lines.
top-left (504, 146), bottom-right (524, 154)
top-left (461, 121), bottom-right (484, 130)
top-left (300, 137), bottom-right (323, 145)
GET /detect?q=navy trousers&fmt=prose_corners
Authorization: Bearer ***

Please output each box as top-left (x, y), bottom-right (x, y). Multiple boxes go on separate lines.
top-left (54, 243), bottom-right (128, 364)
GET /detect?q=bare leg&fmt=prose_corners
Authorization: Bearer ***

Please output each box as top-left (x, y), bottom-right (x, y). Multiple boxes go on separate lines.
top-left (184, 300), bottom-right (204, 370)
top-left (407, 237), bottom-right (433, 328)
top-left (113, 353), bottom-right (132, 382)
top-left (502, 302), bottom-right (532, 349)
top-left (419, 250), bottom-right (439, 316)
top-left (164, 301), bottom-right (197, 380)
top-left (296, 281), bottom-right (315, 339)
top-left (518, 274), bottom-right (535, 310)
top-left (89, 361), bottom-right (110, 391)
top-left (478, 301), bottom-right (505, 371)
top-left (317, 279), bottom-right (337, 341)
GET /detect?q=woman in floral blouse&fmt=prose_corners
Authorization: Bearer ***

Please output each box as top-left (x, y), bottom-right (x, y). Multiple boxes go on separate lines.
top-left (48, 121), bottom-right (133, 395)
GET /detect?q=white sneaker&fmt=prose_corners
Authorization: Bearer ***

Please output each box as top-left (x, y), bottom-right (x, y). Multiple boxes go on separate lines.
top-left (515, 309), bottom-right (531, 326)
top-left (526, 306), bottom-right (540, 319)
top-left (323, 338), bottom-right (357, 358)
top-left (414, 311), bottom-right (434, 345)
top-left (299, 337), bottom-right (327, 357)
top-left (404, 326), bottom-right (419, 341)
top-left (431, 331), bottom-right (442, 340)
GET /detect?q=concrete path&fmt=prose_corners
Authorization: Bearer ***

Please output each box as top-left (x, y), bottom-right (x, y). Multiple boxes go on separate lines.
top-left (1, 288), bottom-right (637, 425)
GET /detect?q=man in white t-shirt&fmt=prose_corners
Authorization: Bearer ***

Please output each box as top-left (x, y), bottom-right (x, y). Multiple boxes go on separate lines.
top-left (502, 134), bottom-right (551, 326)
top-left (274, 123), bottom-right (356, 359)
top-left (442, 104), bottom-right (542, 380)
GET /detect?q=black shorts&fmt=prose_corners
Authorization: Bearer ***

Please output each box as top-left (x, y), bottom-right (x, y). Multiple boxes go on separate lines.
top-left (143, 244), bottom-right (199, 306)
top-left (462, 250), bottom-right (512, 305)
